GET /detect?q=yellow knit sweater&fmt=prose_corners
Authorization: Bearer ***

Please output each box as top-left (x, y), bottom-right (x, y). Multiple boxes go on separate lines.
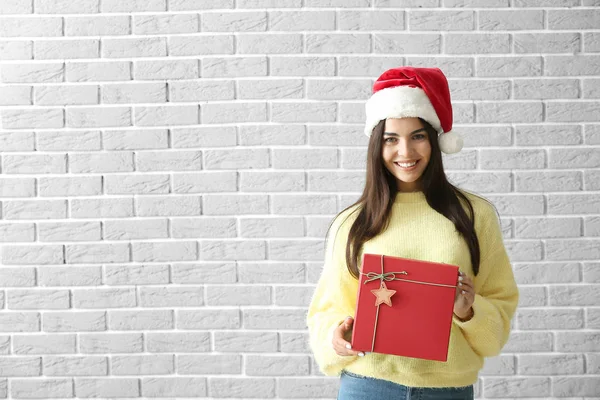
top-left (307, 190), bottom-right (519, 388)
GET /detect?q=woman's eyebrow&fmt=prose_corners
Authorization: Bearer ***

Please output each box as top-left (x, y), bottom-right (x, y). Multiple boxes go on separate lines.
top-left (383, 128), bottom-right (427, 137)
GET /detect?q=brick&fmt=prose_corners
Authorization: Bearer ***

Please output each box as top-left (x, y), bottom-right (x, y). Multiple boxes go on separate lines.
top-left (2, 108), bottom-right (63, 129)
top-left (177, 309), bottom-right (240, 329)
top-left (104, 129), bottom-right (168, 150)
top-left (140, 286), bottom-right (203, 307)
top-left (3, 200), bottom-right (66, 220)
top-left (135, 105), bottom-right (198, 126)
top-left (548, 193), bottom-right (600, 214)
top-left (238, 263), bottom-right (304, 284)
top-left (203, 102), bottom-right (266, 123)
top-left (0, 40), bottom-right (33, 60)
top-left (67, 107), bottom-right (130, 128)
top-left (3, 153), bottom-right (66, 174)
top-left (43, 356), bottom-right (106, 376)
top-left (206, 285), bottom-right (270, 306)
top-left (112, 355), bottom-right (173, 375)
top-left (276, 377), bottom-right (338, 398)
top-left (240, 171), bottom-right (305, 192)
top-left (11, 379), bottom-right (72, 399)
top-left (105, 175), bottom-right (170, 195)
top-left (102, 37), bottom-right (166, 58)
top-left (307, 79), bottom-right (370, 100)
top-left (514, 32), bottom-right (580, 54)
top-left (515, 78), bottom-right (579, 99)
top-left (374, 33), bottom-right (440, 54)
top-left (480, 149), bottom-right (545, 169)
top-left (546, 239), bottom-right (600, 260)
top-left (446, 33), bottom-right (510, 54)
top-left (214, 331), bottom-right (277, 353)
top-left (243, 309), bottom-right (306, 330)
top-left (35, 39), bottom-right (99, 59)
top-left (479, 10), bottom-right (543, 30)
top-left (584, 32), bottom-right (600, 52)
top-left (0, 222), bottom-right (35, 242)
top-left (548, 9), bottom-right (600, 30)
top-left (446, 172), bottom-right (511, 193)
top-left (132, 241), bottom-right (197, 262)
top-left (515, 217), bottom-right (581, 238)
top-left (238, 33), bottom-right (301, 54)
top-left (105, 264), bottom-right (169, 285)
top-left (203, 56), bottom-right (266, 77)
top-left (553, 377), bottom-right (600, 397)
top-left (550, 284), bottom-right (600, 306)
top-left (136, 150), bottom-right (202, 171)
top-left (80, 333), bottom-right (142, 353)
top-left (480, 355), bottom-right (515, 376)
top-left (13, 334), bottom-right (75, 354)
top-left (170, 0), bottom-right (233, 10)
top-left (102, 82), bottom-right (166, 103)
top-left (341, 10), bottom-right (405, 30)
top-left (272, 195), bottom-right (336, 215)
top-left (172, 263), bottom-right (236, 284)
top-left (75, 378), bottom-right (138, 398)
top-left (170, 80), bottom-right (233, 101)
top-left (134, 13), bottom-right (198, 34)
top-left (0, 312), bottom-right (39, 332)
top-left (200, 239), bottom-right (266, 260)
top-left (39, 266), bottom-right (102, 286)
top-left (0, 357), bottom-right (40, 376)
top-left (407, 57), bottom-right (474, 77)
top-left (269, 11), bottom-right (334, 32)
top-left (0, 86), bottom-right (32, 105)
top-left (515, 171), bottom-right (582, 192)
top-left (70, 151), bottom-right (133, 173)
top-left (1, 244), bottom-right (63, 265)
top-left (108, 310), bottom-right (173, 330)
top-left (173, 172), bottom-right (237, 193)
top-left (66, 16), bottom-right (129, 36)
top-left (477, 102), bottom-right (543, 123)
top-left (246, 355), bottom-right (309, 376)
top-left (71, 198), bottom-right (134, 218)
top-left (209, 377), bottom-right (275, 398)
top-left (546, 55), bottom-right (600, 76)
top-left (483, 377), bottom-right (550, 398)
top-left (449, 79), bottom-right (510, 100)
top-left (101, 0), bottom-right (165, 12)
top-left (35, 84), bottom-right (98, 105)
top-left (202, 11), bottom-right (266, 32)
top-left (547, 101), bottom-right (600, 122)
top-left (39, 177), bottom-right (102, 197)
top-left (557, 332), bottom-right (600, 352)
top-left (66, 61), bottom-right (131, 82)
top-left (43, 311), bottom-right (106, 332)
top-left (146, 332), bottom-right (210, 353)
top-left (271, 102), bottom-right (336, 123)
top-left (1, 62), bottom-right (62, 83)
top-left (583, 78), bottom-right (600, 98)
top-left (239, 79), bottom-right (302, 100)
top-left (0, 16), bottom-right (61, 37)
top-left (178, 354), bottom-right (240, 374)
top-left (135, 59), bottom-right (198, 80)
top-left (73, 288), bottom-right (135, 308)
top-left (169, 35), bottom-right (233, 56)
top-left (0, 0), bottom-right (32, 14)
top-left (515, 124), bottom-right (582, 146)
top-left (238, 0), bottom-right (300, 6)
top-left (136, 195), bottom-right (201, 217)
top-left (104, 219), bottom-right (168, 240)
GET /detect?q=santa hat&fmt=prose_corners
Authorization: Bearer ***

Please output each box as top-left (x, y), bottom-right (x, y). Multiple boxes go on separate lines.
top-left (364, 66), bottom-right (463, 154)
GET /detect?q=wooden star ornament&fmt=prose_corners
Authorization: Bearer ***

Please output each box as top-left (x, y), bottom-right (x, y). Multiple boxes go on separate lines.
top-left (371, 281), bottom-right (396, 307)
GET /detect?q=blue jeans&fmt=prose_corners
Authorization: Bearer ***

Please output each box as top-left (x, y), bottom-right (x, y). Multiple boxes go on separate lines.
top-left (338, 370), bottom-right (474, 400)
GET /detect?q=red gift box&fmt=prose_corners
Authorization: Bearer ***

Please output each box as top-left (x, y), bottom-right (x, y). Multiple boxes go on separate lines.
top-left (350, 253), bottom-right (460, 361)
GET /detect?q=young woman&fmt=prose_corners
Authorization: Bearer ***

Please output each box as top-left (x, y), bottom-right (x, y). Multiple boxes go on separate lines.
top-left (306, 67), bottom-right (519, 400)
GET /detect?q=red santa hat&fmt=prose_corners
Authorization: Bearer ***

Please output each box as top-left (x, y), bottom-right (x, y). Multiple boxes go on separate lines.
top-left (364, 66), bottom-right (463, 154)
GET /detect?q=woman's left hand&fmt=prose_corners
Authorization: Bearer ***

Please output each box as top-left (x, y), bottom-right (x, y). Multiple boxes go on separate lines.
top-left (453, 271), bottom-right (475, 320)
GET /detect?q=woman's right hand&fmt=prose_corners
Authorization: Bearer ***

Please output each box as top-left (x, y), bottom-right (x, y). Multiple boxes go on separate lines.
top-left (332, 317), bottom-right (365, 357)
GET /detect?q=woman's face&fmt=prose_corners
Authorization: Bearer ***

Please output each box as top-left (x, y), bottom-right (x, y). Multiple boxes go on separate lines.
top-left (381, 117), bottom-right (432, 192)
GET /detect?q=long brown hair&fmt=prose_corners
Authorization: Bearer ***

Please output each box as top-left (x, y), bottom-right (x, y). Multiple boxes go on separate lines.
top-left (325, 118), bottom-right (491, 279)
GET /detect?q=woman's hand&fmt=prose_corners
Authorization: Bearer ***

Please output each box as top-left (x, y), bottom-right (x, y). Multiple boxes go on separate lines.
top-left (331, 317), bottom-right (365, 357)
top-left (454, 271), bottom-right (475, 321)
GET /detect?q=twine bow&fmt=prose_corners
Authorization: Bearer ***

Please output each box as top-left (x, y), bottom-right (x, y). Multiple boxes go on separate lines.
top-left (360, 255), bottom-right (458, 352)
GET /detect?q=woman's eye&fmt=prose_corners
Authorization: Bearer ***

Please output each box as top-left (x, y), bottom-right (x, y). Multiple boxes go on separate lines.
top-left (385, 138), bottom-right (396, 143)
top-left (413, 134), bottom-right (426, 140)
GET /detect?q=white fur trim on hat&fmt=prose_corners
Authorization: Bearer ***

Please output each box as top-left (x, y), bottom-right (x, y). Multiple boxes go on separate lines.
top-left (438, 129), bottom-right (463, 154)
top-left (363, 86), bottom-right (442, 137)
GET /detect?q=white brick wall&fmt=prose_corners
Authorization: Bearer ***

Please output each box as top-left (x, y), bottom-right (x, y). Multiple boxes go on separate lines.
top-left (0, 0), bottom-right (599, 398)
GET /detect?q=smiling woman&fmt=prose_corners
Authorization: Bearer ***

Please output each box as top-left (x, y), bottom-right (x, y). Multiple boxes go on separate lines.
top-left (307, 67), bottom-right (519, 400)
top-left (381, 118), bottom-right (432, 193)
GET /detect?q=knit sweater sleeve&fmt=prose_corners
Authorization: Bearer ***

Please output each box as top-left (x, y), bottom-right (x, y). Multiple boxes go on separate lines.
top-left (306, 208), bottom-right (360, 376)
top-left (452, 201), bottom-right (519, 357)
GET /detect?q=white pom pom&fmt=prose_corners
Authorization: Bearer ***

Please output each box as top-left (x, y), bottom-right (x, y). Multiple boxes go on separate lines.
top-left (438, 130), bottom-right (463, 154)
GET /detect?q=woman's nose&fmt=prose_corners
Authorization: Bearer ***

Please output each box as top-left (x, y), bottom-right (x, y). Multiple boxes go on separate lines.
top-left (396, 139), bottom-right (413, 156)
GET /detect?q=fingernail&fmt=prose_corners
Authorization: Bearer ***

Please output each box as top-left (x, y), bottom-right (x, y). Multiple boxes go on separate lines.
top-left (345, 344), bottom-right (351, 349)
top-left (458, 276), bottom-right (464, 281)
top-left (358, 352), bottom-right (365, 357)
top-left (459, 282), bottom-right (463, 286)
top-left (462, 290), bottom-right (466, 294)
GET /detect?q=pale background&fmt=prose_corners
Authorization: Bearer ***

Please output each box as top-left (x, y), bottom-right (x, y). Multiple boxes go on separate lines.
top-left (0, 0), bottom-right (599, 399)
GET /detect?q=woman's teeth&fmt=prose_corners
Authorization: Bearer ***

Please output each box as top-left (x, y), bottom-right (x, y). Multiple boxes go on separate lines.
top-left (396, 161), bottom-right (417, 168)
